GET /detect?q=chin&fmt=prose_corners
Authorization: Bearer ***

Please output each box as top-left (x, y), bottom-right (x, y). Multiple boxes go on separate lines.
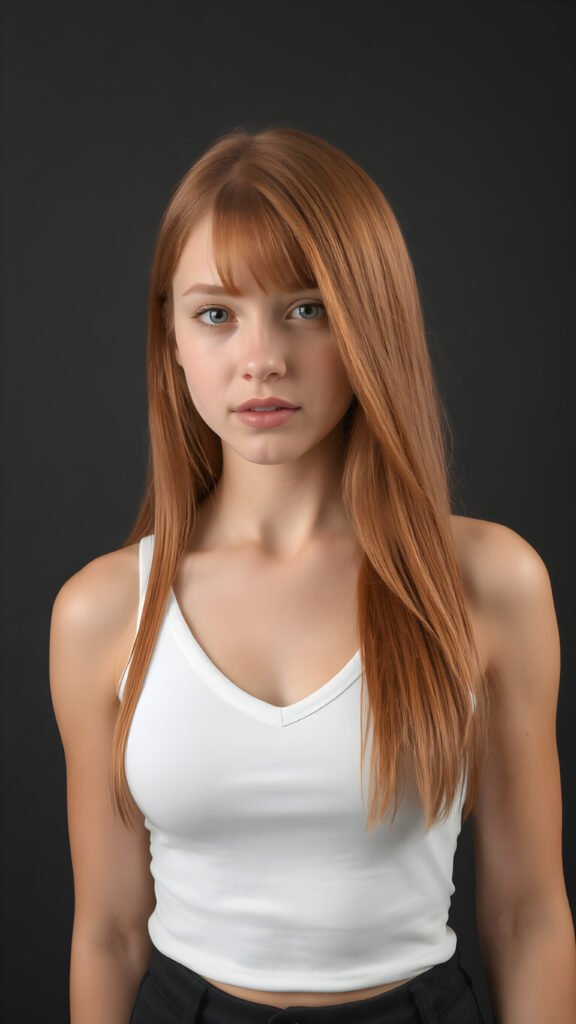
top-left (225, 439), bottom-right (308, 466)
top-left (241, 451), bottom-right (301, 466)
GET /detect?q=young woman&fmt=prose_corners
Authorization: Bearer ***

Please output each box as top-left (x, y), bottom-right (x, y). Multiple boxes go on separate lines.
top-left (49, 127), bottom-right (576, 1024)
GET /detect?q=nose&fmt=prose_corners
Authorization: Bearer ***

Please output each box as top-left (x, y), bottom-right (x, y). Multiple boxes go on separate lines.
top-left (238, 318), bottom-right (287, 382)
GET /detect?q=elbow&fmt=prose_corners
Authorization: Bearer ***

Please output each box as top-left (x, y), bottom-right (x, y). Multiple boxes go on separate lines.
top-left (72, 916), bottom-right (153, 971)
top-left (477, 895), bottom-right (576, 946)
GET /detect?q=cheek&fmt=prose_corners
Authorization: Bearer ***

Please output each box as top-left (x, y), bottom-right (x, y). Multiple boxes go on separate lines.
top-left (178, 357), bottom-right (220, 418)
top-left (313, 346), bottom-right (353, 399)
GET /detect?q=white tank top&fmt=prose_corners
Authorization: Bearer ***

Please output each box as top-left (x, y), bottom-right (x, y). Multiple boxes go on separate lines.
top-left (119, 533), bottom-right (468, 991)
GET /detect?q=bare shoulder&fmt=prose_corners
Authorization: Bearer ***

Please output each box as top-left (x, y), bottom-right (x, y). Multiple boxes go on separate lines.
top-left (448, 513), bottom-right (558, 676)
top-left (50, 541), bottom-right (141, 700)
top-left (52, 542), bottom-right (141, 623)
top-left (449, 513), bottom-right (552, 607)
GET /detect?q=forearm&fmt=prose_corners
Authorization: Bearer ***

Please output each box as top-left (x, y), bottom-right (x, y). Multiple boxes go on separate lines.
top-left (479, 913), bottom-right (576, 1024)
top-left (70, 929), bottom-right (153, 1024)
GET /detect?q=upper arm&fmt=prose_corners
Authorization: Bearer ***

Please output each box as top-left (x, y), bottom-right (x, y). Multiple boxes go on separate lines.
top-left (468, 520), bottom-right (569, 934)
top-left (49, 549), bottom-right (155, 952)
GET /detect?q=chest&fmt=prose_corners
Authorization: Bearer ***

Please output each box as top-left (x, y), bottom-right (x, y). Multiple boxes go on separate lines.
top-left (171, 541), bottom-right (361, 708)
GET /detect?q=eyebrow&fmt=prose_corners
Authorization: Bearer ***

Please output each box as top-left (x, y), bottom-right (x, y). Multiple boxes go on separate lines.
top-left (181, 282), bottom-right (321, 298)
top-left (182, 283), bottom-right (235, 297)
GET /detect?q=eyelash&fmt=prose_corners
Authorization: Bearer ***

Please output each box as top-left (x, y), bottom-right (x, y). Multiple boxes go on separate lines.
top-left (190, 302), bottom-right (327, 329)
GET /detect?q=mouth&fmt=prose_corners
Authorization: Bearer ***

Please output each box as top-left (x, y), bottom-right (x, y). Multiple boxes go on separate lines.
top-left (234, 397), bottom-right (300, 412)
top-left (234, 406), bottom-right (300, 428)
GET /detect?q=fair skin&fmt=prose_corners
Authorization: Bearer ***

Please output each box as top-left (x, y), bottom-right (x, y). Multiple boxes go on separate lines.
top-left (50, 215), bottom-right (576, 1022)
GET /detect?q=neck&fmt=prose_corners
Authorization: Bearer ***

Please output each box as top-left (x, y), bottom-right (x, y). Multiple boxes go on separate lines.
top-left (196, 429), bottom-right (353, 559)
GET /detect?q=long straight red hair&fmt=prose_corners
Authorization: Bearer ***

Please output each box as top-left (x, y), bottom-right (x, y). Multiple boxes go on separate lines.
top-left (113, 126), bottom-right (489, 831)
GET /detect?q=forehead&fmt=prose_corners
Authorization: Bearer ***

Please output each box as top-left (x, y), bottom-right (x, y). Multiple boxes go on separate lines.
top-left (173, 215), bottom-right (286, 297)
top-left (172, 201), bottom-right (317, 299)
top-left (172, 215), bottom-right (223, 293)
top-left (174, 215), bottom-right (281, 297)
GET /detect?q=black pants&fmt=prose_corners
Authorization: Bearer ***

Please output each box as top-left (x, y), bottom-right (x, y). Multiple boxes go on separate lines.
top-left (129, 945), bottom-right (486, 1023)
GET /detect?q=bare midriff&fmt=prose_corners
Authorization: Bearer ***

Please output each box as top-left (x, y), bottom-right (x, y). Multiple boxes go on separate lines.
top-left (197, 973), bottom-right (418, 1009)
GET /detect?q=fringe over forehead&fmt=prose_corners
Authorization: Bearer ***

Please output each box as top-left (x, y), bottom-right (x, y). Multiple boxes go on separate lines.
top-left (207, 179), bottom-right (319, 296)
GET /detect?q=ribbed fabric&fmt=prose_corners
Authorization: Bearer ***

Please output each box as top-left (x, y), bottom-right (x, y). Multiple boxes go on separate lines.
top-left (119, 534), bottom-right (467, 992)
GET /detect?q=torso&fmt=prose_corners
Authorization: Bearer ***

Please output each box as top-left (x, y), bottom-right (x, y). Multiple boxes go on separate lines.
top-left (197, 974), bottom-right (422, 1008)
top-left (112, 512), bottom-right (492, 1008)
top-left (170, 527), bottom-right (362, 708)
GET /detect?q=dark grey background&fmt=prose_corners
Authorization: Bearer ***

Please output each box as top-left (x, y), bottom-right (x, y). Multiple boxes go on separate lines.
top-left (1, 1), bottom-right (574, 1021)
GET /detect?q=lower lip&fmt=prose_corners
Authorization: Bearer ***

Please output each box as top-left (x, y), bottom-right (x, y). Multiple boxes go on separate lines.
top-left (235, 408), bottom-right (300, 428)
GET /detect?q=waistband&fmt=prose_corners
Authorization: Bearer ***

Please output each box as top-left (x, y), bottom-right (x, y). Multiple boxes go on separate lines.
top-left (147, 945), bottom-right (468, 1023)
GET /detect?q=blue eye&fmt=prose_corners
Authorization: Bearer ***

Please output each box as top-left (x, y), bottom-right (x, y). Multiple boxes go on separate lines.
top-left (193, 307), bottom-right (230, 327)
top-left (191, 301), bottom-right (326, 329)
top-left (290, 303), bottom-right (325, 321)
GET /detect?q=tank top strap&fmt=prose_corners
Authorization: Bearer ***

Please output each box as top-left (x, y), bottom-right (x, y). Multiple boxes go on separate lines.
top-left (136, 533), bottom-right (154, 626)
top-left (117, 533), bottom-right (155, 700)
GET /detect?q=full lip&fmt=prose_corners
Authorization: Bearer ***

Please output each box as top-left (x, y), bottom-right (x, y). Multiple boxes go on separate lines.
top-left (234, 397), bottom-right (300, 412)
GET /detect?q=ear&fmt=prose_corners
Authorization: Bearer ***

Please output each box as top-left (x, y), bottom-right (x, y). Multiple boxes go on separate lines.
top-left (174, 343), bottom-right (183, 367)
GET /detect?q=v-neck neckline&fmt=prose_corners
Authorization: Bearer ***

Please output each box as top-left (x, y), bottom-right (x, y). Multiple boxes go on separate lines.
top-left (166, 584), bottom-right (363, 728)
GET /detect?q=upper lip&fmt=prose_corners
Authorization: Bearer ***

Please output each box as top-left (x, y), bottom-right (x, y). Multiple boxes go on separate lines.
top-left (235, 397), bottom-right (299, 411)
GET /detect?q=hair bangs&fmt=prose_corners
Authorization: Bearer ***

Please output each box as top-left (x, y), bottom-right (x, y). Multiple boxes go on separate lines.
top-left (210, 183), bottom-right (317, 296)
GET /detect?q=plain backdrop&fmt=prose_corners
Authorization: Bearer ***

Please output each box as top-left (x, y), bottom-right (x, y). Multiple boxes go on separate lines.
top-left (1, 1), bottom-right (574, 1021)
